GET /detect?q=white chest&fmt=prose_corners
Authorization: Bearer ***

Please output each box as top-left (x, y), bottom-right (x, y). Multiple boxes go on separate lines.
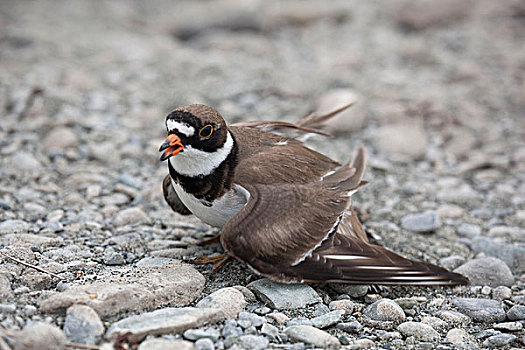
top-left (172, 180), bottom-right (249, 228)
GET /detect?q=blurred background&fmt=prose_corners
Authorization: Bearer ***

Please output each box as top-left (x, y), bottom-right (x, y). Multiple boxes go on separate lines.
top-left (0, 1), bottom-right (523, 241)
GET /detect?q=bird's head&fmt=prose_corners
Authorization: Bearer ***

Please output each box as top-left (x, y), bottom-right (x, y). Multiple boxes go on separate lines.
top-left (159, 104), bottom-right (229, 162)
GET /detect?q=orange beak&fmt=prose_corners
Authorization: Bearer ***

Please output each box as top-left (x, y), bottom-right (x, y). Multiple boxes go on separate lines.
top-left (159, 134), bottom-right (184, 161)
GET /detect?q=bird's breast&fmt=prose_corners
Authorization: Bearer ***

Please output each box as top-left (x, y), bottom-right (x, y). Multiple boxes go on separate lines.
top-left (172, 179), bottom-right (249, 228)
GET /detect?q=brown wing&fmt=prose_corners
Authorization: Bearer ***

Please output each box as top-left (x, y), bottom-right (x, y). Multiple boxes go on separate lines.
top-left (220, 148), bottom-right (366, 274)
top-left (221, 148), bottom-right (468, 286)
top-left (162, 175), bottom-right (192, 216)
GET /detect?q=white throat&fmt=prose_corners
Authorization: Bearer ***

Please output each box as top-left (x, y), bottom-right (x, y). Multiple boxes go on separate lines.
top-left (169, 131), bottom-right (234, 177)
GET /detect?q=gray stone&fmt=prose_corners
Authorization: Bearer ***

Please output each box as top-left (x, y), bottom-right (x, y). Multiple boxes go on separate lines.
top-left (445, 328), bottom-right (476, 350)
top-left (137, 338), bottom-right (194, 350)
top-left (401, 211), bottom-right (441, 232)
top-left (41, 262), bottom-right (205, 317)
top-left (421, 316), bottom-right (447, 332)
top-left (107, 307), bottom-right (223, 340)
top-left (1, 233), bottom-right (63, 248)
top-left (437, 185), bottom-right (482, 205)
top-left (454, 257), bottom-right (514, 287)
top-left (507, 305), bottom-right (525, 320)
top-left (237, 335), bottom-right (269, 350)
top-left (284, 325), bottom-right (340, 348)
top-left (64, 304), bottom-right (104, 345)
top-left (42, 126), bottom-right (79, 152)
top-left (328, 299), bottom-right (354, 314)
top-left (351, 338), bottom-right (375, 349)
top-left (337, 321), bottom-right (363, 333)
top-left (436, 310), bottom-right (471, 326)
top-left (330, 284), bottom-right (368, 297)
top-left (103, 248), bottom-right (126, 265)
top-left (15, 322), bottom-right (67, 350)
top-left (376, 122), bottom-right (428, 160)
top-left (113, 207), bottom-right (150, 226)
top-left (183, 328), bottom-right (220, 341)
top-left (457, 223), bottom-right (482, 237)
top-left (397, 322), bottom-right (440, 342)
top-left (196, 287), bottom-right (246, 318)
top-left (471, 236), bottom-right (525, 273)
top-left (0, 219), bottom-right (30, 234)
top-left (247, 278), bottom-right (321, 309)
top-left (395, 0), bottom-right (473, 30)
top-left (9, 151), bottom-right (42, 170)
top-left (394, 296), bottom-right (426, 310)
top-left (452, 298), bottom-right (506, 323)
top-left (238, 311), bottom-right (266, 328)
top-left (260, 323), bottom-right (279, 338)
top-left (493, 321), bottom-right (523, 331)
top-left (194, 338), bottom-right (215, 350)
top-left (310, 310), bottom-right (345, 329)
top-left (482, 334), bottom-right (517, 347)
top-left (492, 286), bottom-right (512, 300)
top-left (363, 298), bottom-right (406, 322)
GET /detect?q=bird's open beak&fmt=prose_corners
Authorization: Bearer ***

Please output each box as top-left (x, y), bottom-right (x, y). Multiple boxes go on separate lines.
top-left (159, 134), bottom-right (184, 161)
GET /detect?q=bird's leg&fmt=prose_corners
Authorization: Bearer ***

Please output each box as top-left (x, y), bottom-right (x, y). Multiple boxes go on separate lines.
top-left (192, 254), bottom-right (233, 272)
top-left (198, 234), bottom-right (221, 246)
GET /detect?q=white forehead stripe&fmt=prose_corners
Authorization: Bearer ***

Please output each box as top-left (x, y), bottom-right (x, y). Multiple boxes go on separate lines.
top-left (166, 120), bottom-right (195, 137)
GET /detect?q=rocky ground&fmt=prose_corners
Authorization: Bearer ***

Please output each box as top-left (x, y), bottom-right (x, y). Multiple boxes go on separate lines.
top-left (0, 0), bottom-right (524, 349)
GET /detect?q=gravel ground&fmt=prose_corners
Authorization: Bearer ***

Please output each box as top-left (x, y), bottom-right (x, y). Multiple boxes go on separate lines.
top-left (0, 0), bottom-right (524, 349)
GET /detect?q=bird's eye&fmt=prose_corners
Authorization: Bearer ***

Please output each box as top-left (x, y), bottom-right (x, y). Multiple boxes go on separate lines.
top-left (199, 125), bottom-right (213, 139)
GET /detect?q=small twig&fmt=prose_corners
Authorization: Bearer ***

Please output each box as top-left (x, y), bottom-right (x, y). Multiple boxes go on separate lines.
top-left (0, 252), bottom-right (64, 280)
top-left (67, 344), bottom-right (99, 350)
top-left (18, 86), bottom-right (43, 120)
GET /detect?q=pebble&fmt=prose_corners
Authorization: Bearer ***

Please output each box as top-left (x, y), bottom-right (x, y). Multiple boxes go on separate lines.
top-left (284, 325), bottom-right (340, 348)
top-left (456, 223), bottom-right (482, 237)
top-left (440, 255), bottom-right (466, 270)
top-left (329, 299), bottom-right (354, 314)
top-left (113, 207), bottom-right (150, 226)
top-left (454, 257), bottom-right (514, 287)
top-left (397, 322), bottom-right (440, 342)
top-left (183, 327), bottom-right (221, 341)
top-left (394, 0), bottom-right (472, 30)
top-left (376, 122), bottom-right (428, 160)
top-left (471, 236), bottom-right (525, 273)
top-left (196, 287), bottom-right (246, 318)
top-left (9, 151), bottom-right (42, 170)
top-left (106, 307), bottom-right (224, 340)
top-left (437, 185), bottom-right (482, 205)
top-left (492, 286), bottom-right (512, 300)
top-left (63, 304), bottom-right (104, 345)
top-left (260, 323), bottom-right (279, 339)
top-left (452, 298), bottom-right (506, 323)
top-left (437, 204), bottom-right (464, 218)
top-left (420, 316), bottom-right (447, 332)
top-left (401, 211), bottom-right (441, 232)
top-left (363, 299), bottom-right (406, 322)
top-left (247, 278), bottom-right (321, 309)
top-left (0, 219), bottom-right (30, 234)
top-left (436, 310), bottom-right (471, 326)
top-left (351, 338), bottom-right (375, 349)
top-left (137, 338), bottom-right (194, 350)
top-left (310, 310), bottom-right (345, 329)
top-left (507, 305), bottom-right (525, 320)
top-left (394, 296), bottom-right (426, 310)
top-left (42, 126), bottom-right (79, 152)
top-left (15, 322), bottom-right (67, 350)
top-left (266, 312), bottom-right (289, 325)
top-left (482, 334), bottom-right (517, 347)
top-left (494, 321), bottom-right (523, 332)
top-left (195, 338), bottom-right (215, 350)
top-left (330, 284), bottom-right (368, 298)
top-left (337, 321), bottom-right (363, 333)
top-left (237, 334), bottom-right (269, 350)
top-left (445, 328), bottom-right (473, 349)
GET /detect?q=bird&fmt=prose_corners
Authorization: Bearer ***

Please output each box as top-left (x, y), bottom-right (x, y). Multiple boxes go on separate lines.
top-left (159, 104), bottom-right (468, 286)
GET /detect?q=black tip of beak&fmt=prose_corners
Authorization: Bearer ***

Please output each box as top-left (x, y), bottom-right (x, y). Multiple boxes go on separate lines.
top-left (159, 140), bottom-right (171, 152)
